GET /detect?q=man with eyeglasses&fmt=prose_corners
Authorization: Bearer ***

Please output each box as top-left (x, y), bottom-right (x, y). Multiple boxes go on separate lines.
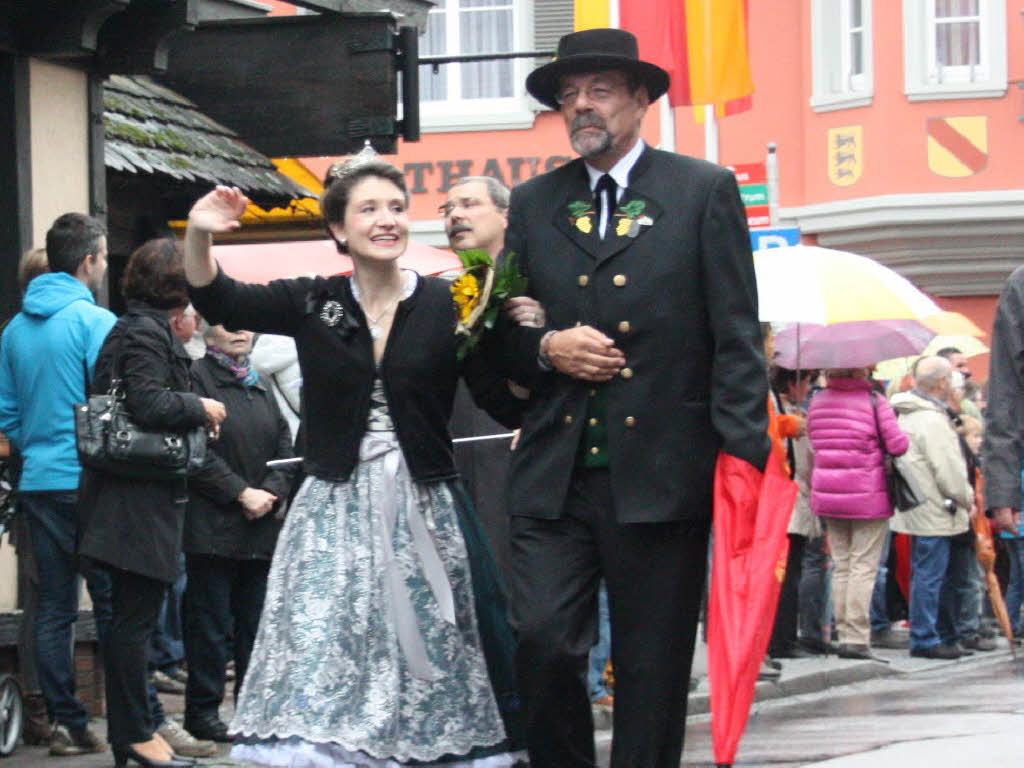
top-left (494, 28), bottom-right (769, 768)
top-left (443, 176), bottom-right (541, 329)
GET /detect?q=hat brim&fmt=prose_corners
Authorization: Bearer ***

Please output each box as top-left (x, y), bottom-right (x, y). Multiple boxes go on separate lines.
top-left (526, 55), bottom-right (670, 110)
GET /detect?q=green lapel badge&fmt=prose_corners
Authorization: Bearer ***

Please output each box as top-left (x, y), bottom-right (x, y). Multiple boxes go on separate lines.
top-left (568, 200), bottom-right (595, 234)
top-left (613, 200), bottom-right (653, 238)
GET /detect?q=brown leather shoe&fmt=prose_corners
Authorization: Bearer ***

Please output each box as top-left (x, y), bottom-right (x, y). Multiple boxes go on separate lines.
top-left (49, 723), bottom-right (108, 756)
top-left (21, 693), bottom-right (50, 746)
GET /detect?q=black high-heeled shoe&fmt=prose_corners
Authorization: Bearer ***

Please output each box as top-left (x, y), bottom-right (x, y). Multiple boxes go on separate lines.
top-left (112, 744), bottom-right (196, 768)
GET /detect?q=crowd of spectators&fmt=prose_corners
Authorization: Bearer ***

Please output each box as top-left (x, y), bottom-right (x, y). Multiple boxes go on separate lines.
top-left (765, 345), bottom-right (1013, 672)
top-left (0, 214), bottom-right (298, 761)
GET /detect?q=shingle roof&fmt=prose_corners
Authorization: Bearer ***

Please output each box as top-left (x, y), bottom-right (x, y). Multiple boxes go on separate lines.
top-left (104, 75), bottom-right (314, 206)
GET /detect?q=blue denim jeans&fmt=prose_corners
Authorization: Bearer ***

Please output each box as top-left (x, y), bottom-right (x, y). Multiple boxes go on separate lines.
top-left (149, 555), bottom-right (186, 672)
top-left (588, 584), bottom-right (611, 701)
top-left (20, 491), bottom-right (112, 731)
top-left (799, 533), bottom-right (834, 643)
top-left (953, 534), bottom-right (983, 640)
top-left (909, 535), bottom-right (966, 650)
top-left (1004, 538), bottom-right (1024, 634)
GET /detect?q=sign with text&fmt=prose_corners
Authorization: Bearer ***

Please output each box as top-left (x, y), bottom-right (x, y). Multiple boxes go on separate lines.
top-left (729, 162), bottom-right (766, 184)
top-left (750, 227), bottom-right (801, 251)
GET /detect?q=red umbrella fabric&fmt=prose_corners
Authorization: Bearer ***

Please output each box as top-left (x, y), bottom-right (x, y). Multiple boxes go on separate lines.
top-left (708, 451), bottom-right (797, 767)
top-left (211, 238), bottom-right (460, 284)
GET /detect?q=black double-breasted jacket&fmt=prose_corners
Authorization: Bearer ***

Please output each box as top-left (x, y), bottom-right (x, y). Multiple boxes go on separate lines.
top-left (497, 145), bottom-right (771, 523)
top-left (189, 270), bottom-right (522, 484)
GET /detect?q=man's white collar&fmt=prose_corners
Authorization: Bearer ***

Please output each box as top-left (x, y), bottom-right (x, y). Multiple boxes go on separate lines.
top-left (585, 138), bottom-right (645, 193)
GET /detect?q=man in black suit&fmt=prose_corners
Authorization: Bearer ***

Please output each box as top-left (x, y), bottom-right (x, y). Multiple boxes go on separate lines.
top-left (497, 28), bottom-right (770, 767)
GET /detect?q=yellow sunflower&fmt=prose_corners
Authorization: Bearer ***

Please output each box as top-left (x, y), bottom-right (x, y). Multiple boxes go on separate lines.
top-left (452, 272), bottom-right (481, 324)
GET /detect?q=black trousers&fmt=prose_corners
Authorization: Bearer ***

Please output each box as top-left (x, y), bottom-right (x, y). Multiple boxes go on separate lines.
top-left (183, 554), bottom-right (269, 722)
top-left (508, 468), bottom-right (711, 768)
top-left (769, 533), bottom-right (807, 655)
top-left (105, 567), bottom-right (167, 747)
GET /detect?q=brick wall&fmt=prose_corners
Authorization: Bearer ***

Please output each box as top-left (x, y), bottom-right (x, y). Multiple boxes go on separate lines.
top-left (74, 641), bottom-right (104, 717)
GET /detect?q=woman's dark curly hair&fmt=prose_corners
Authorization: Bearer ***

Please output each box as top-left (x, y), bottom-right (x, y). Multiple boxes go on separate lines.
top-left (120, 238), bottom-right (189, 309)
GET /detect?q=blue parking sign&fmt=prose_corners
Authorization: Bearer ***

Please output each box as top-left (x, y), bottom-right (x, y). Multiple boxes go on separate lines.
top-left (750, 227), bottom-right (801, 251)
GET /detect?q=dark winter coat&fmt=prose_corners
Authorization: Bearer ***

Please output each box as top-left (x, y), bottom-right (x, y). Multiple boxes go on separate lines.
top-left (184, 354), bottom-right (296, 559)
top-left (78, 303), bottom-right (207, 583)
top-left (983, 264), bottom-right (1024, 509)
top-left (189, 269), bottom-right (522, 483)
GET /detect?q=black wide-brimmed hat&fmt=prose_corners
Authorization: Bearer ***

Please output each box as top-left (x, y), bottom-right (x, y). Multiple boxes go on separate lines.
top-left (526, 28), bottom-right (670, 110)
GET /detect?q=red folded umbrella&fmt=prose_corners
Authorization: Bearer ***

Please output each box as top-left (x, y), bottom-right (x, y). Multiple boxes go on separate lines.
top-left (708, 451), bottom-right (798, 767)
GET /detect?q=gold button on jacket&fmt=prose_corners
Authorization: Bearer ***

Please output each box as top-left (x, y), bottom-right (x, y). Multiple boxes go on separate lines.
top-left (577, 275), bottom-right (589, 287)
top-left (620, 367), bottom-right (634, 379)
top-left (613, 274), bottom-right (627, 287)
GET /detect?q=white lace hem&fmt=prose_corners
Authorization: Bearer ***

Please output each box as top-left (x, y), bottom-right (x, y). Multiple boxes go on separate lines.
top-left (230, 738), bottom-right (526, 768)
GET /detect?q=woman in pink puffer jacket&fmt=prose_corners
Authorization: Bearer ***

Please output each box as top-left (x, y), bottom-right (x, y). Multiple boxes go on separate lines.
top-left (807, 368), bottom-right (909, 659)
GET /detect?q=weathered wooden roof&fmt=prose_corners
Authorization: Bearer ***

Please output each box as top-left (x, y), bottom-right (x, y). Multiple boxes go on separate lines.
top-left (104, 75), bottom-right (314, 206)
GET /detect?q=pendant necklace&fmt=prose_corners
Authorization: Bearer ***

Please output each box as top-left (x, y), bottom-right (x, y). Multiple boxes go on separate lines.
top-left (364, 294), bottom-right (401, 339)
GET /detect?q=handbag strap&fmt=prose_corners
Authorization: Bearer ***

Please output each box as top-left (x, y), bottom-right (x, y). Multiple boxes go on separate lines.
top-left (108, 313), bottom-right (180, 397)
top-left (868, 390), bottom-right (891, 459)
top-left (772, 386), bottom-right (797, 479)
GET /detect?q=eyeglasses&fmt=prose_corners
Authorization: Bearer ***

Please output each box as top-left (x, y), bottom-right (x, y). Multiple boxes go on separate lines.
top-left (555, 82), bottom-right (627, 106)
top-left (438, 197), bottom-right (485, 216)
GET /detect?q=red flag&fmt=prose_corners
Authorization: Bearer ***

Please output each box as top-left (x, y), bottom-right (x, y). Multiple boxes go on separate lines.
top-left (620, 0), bottom-right (754, 113)
top-left (708, 451), bottom-right (796, 766)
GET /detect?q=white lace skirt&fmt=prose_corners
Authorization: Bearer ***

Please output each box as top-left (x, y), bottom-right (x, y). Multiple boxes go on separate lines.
top-left (229, 432), bottom-right (522, 767)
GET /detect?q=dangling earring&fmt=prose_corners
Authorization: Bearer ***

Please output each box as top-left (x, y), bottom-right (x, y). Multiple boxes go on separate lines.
top-left (338, 238), bottom-right (347, 248)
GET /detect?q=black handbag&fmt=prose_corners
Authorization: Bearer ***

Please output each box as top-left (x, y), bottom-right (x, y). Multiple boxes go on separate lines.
top-left (870, 391), bottom-right (922, 512)
top-left (75, 318), bottom-right (207, 480)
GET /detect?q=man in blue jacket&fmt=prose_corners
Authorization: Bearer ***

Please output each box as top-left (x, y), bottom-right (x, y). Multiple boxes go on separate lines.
top-left (0, 213), bottom-right (115, 755)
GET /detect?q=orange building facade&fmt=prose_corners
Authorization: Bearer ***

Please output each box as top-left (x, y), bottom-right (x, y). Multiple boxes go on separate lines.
top-left (268, 0), bottom-right (1023, 379)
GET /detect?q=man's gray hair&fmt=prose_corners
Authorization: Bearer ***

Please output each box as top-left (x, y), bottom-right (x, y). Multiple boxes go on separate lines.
top-left (915, 356), bottom-right (952, 392)
top-left (450, 176), bottom-right (510, 211)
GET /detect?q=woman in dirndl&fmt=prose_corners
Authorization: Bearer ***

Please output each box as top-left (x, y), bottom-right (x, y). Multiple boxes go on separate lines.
top-left (183, 150), bottom-right (529, 768)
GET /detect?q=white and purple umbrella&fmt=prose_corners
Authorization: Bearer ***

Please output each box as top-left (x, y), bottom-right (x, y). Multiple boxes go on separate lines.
top-left (755, 246), bottom-right (941, 368)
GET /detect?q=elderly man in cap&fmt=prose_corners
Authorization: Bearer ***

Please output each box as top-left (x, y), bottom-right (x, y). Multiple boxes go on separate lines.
top-left (495, 28), bottom-right (769, 767)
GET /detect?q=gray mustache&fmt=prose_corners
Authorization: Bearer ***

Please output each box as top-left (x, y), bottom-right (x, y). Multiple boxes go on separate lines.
top-left (572, 115), bottom-right (607, 132)
top-left (447, 224), bottom-right (472, 235)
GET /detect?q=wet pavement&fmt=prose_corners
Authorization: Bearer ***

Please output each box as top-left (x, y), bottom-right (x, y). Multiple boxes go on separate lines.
top-left (7, 639), bottom-right (1021, 767)
top-left (598, 641), bottom-right (1023, 767)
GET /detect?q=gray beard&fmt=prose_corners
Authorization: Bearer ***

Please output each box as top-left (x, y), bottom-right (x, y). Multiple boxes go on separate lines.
top-left (571, 128), bottom-right (612, 158)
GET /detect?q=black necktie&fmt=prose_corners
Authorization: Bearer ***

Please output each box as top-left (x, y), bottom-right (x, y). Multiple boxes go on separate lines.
top-left (593, 174), bottom-right (617, 239)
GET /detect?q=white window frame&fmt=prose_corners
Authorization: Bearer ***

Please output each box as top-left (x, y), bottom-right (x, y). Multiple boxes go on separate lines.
top-left (903, 0), bottom-right (1007, 101)
top-left (419, 0), bottom-right (537, 133)
top-left (810, 0), bottom-right (874, 112)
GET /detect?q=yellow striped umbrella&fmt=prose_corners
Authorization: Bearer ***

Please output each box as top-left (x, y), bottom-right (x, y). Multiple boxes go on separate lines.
top-left (755, 245), bottom-right (941, 324)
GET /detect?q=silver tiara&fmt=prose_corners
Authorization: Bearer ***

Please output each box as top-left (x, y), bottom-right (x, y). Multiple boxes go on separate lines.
top-left (326, 140), bottom-right (380, 183)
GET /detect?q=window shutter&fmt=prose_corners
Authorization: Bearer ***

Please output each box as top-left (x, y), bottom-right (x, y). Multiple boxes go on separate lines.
top-left (533, 0), bottom-right (573, 65)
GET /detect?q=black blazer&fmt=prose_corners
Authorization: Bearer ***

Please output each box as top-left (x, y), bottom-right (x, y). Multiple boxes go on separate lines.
top-left (190, 269), bottom-right (522, 483)
top-left (78, 304), bottom-right (207, 583)
top-left (185, 356), bottom-right (296, 560)
top-left (498, 146), bottom-right (771, 523)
